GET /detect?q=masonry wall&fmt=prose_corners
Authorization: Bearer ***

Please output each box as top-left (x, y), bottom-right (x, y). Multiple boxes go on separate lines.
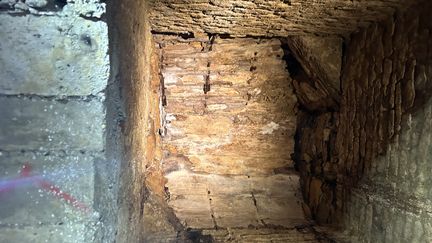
top-left (288, 36), bottom-right (342, 224)
top-left (294, 2), bottom-right (432, 241)
top-left (0, 1), bottom-right (109, 242)
top-left (340, 1), bottom-right (432, 241)
top-left (107, 1), bottom-right (190, 242)
top-left (149, 0), bottom-right (408, 37)
top-left (155, 35), bottom-right (308, 232)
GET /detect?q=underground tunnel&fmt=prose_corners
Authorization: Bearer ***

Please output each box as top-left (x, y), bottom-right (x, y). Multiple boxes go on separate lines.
top-left (0, 0), bottom-right (432, 242)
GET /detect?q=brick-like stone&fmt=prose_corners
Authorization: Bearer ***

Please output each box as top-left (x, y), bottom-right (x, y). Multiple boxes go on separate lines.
top-left (201, 228), bottom-right (318, 242)
top-left (157, 36), bottom-right (309, 232)
top-left (0, 97), bottom-right (105, 151)
top-left (165, 170), bottom-right (308, 229)
top-left (159, 36), bottom-right (297, 176)
top-left (296, 1), bottom-right (432, 232)
top-left (0, 15), bottom-right (109, 96)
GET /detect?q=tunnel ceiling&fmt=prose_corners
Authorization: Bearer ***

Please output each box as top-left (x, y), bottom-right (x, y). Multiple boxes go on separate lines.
top-left (149, 0), bottom-right (411, 37)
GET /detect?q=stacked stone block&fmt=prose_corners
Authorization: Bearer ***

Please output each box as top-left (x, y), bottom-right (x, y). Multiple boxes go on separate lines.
top-left (337, 1), bottom-right (432, 241)
top-left (0, 1), bottom-right (109, 242)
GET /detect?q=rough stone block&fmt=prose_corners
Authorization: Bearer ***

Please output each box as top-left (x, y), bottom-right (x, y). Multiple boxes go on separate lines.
top-left (169, 194), bottom-right (214, 229)
top-left (211, 195), bottom-right (258, 228)
top-left (63, 0), bottom-right (106, 19)
top-left (0, 97), bottom-right (105, 151)
top-left (0, 151), bottom-right (98, 226)
top-left (165, 170), bottom-right (310, 230)
top-left (150, 0), bottom-right (405, 36)
top-left (201, 228), bottom-right (318, 242)
top-left (0, 222), bottom-right (97, 243)
top-left (0, 14), bottom-right (109, 96)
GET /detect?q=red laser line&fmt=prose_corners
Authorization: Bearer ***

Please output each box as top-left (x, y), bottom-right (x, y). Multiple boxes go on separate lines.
top-left (0, 163), bottom-right (91, 213)
top-left (38, 180), bottom-right (90, 213)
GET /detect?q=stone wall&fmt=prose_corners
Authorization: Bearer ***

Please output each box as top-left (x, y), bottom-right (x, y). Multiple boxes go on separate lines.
top-left (108, 0), bottom-right (158, 241)
top-left (295, 0), bottom-right (432, 241)
top-left (0, 0), bottom-right (109, 242)
top-left (295, 109), bottom-right (338, 224)
top-left (339, 1), bottom-right (432, 241)
top-left (286, 36), bottom-right (342, 224)
top-left (107, 1), bottom-right (189, 242)
top-left (158, 36), bottom-right (298, 176)
top-left (155, 35), bottom-right (314, 236)
top-left (149, 0), bottom-right (412, 37)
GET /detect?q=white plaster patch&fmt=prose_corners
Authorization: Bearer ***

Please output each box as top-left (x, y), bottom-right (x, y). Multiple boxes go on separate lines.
top-left (260, 122), bottom-right (280, 135)
top-left (163, 73), bottom-right (178, 85)
top-left (165, 124), bottom-right (183, 137)
top-left (253, 88), bottom-right (262, 95)
top-left (165, 113), bottom-right (177, 122)
top-left (206, 104), bottom-right (228, 111)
